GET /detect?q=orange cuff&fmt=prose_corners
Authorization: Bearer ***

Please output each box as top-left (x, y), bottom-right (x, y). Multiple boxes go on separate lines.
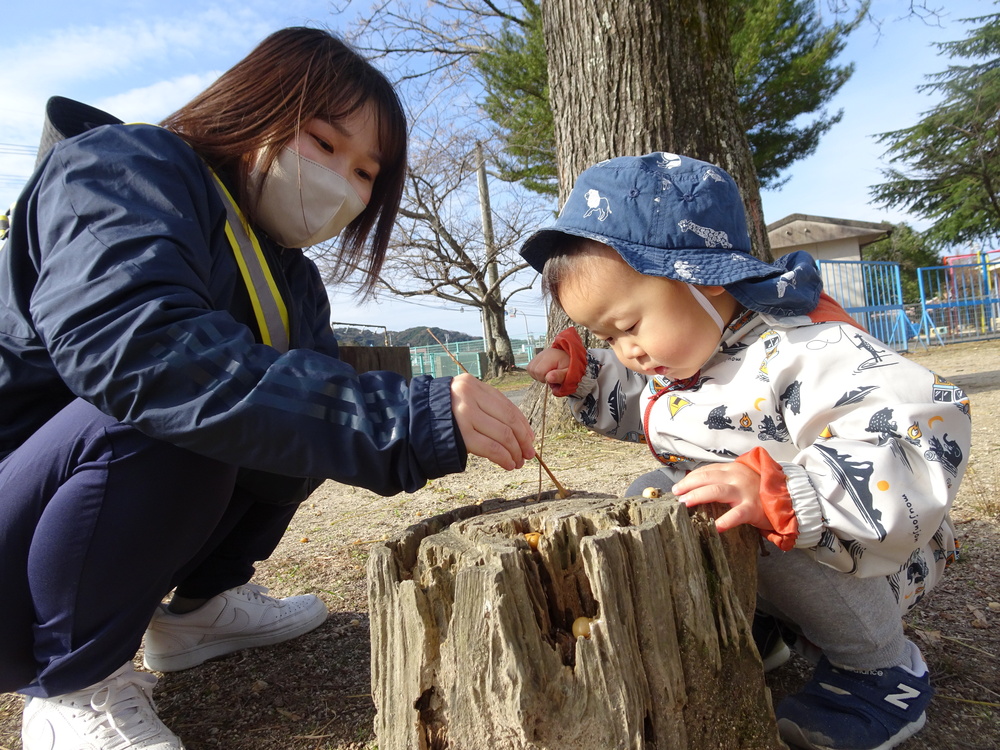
top-left (550, 327), bottom-right (588, 397)
top-left (734, 446), bottom-right (799, 551)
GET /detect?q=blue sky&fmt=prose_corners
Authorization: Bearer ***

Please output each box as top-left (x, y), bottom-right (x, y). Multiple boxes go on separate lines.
top-left (1, 0), bottom-right (993, 338)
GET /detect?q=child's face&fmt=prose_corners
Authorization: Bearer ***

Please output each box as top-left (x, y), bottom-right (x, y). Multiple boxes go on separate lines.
top-left (559, 245), bottom-right (737, 381)
top-left (289, 103), bottom-right (382, 206)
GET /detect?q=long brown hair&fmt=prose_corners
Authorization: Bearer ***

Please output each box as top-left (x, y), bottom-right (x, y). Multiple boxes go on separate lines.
top-left (160, 27), bottom-right (406, 295)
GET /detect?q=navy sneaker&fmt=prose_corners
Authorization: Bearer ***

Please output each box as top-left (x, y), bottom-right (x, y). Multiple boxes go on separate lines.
top-left (776, 650), bottom-right (932, 750)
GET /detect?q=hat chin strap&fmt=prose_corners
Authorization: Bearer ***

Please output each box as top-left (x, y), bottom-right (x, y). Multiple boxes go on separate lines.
top-left (688, 286), bottom-right (726, 334)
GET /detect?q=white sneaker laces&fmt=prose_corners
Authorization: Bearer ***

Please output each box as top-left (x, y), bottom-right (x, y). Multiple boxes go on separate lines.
top-left (234, 583), bottom-right (280, 607)
top-left (83, 668), bottom-right (164, 748)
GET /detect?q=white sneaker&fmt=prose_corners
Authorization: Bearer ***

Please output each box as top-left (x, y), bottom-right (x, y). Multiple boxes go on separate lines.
top-left (142, 584), bottom-right (328, 672)
top-left (21, 662), bottom-right (184, 749)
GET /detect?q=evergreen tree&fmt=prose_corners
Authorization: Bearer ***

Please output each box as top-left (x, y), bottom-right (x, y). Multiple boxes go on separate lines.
top-left (871, 10), bottom-right (1000, 250)
top-left (476, 1), bottom-right (556, 195)
top-left (476, 0), bottom-right (861, 194)
top-left (732, 0), bottom-right (862, 189)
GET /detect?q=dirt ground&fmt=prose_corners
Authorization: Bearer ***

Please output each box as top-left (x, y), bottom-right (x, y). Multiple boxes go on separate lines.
top-left (1, 339), bottom-right (998, 750)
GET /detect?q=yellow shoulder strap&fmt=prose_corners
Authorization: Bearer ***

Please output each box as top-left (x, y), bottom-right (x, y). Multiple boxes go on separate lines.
top-left (2, 184), bottom-right (289, 351)
top-left (2, 114), bottom-right (289, 351)
top-left (208, 173), bottom-right (290, 353)
top-left (0, 204), bottom-right (11, 242)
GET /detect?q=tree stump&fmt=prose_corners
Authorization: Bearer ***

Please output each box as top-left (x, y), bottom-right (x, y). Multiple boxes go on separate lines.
top-left (368, 492), bottom-right (785, 749)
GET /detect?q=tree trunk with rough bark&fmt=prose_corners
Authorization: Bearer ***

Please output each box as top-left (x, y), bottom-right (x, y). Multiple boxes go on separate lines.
top-left (483, 299), bottom-right (517, 378)
top-left (541, 0), bottom-right (767, 252)
top-left (368, 492), bottom-right (784, 749)
top-left (523, 0), bottom-right (773, 430)
top-left (477, 141), bottom-right (518, 378)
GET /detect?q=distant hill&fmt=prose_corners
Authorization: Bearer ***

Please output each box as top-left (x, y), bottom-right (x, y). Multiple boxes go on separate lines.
top-left (332, 325), bottom-right (477, 347)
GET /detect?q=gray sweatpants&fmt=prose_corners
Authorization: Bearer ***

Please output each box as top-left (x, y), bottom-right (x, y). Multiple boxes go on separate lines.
top-left (625, 469), bottom-right (909, 671)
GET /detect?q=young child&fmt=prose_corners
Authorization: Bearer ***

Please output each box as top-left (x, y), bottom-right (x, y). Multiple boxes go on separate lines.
top-left (523, 152), bottom-right (969, 750)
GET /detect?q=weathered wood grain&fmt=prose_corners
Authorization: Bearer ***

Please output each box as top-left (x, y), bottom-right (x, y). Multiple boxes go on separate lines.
top-left (368, 492), bottom-right (784, 749)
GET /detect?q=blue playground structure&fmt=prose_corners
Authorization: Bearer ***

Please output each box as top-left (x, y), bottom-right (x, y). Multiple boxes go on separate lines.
top-left (819, 251), bottom-right (1000, 352)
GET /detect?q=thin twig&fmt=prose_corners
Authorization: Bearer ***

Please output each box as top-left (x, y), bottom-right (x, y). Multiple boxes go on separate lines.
top-left (427, 327), bottom-right (570, 497)
top-left (425, 328), bottom-right (466, 372)
top-left (537, 453), bottom-right (570, 498)
top-left (926, 629), bottom-right (998, 659)
top-left (537, 386), bottom-right (546, 500)
top-left (968, 678), bottom-right (1000, 701)
top-left (536, 390), bottom-right (569, 498)
top-left (937, 694), bottom-right (1000, 709)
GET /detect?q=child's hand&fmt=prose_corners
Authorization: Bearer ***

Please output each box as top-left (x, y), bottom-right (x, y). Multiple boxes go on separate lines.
top-left (526, 348), bottom-right (573, 394)
top-left (450, 373), bottom-right (535, 471)
top-left (672, 462), bottom-right (773, 536)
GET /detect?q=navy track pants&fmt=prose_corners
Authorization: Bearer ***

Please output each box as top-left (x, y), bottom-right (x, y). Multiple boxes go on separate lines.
top-left (0, 398), bottom-right (302, 697)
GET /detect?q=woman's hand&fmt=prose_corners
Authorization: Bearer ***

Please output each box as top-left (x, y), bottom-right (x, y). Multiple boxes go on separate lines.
top-left (450, 373), bottom-right (535, 470)
top-left (672, 461), bottom-right (773, 536)
top-left (526, 348), bottom-right (572, 394)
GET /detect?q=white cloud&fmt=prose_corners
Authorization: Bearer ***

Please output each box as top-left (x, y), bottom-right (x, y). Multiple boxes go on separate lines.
top-left (97, 73), bottom-right (224, 124)
top-left (6, 22), bottom-right (218, 121)
top-left (0, 2), bottom-right (284, 207)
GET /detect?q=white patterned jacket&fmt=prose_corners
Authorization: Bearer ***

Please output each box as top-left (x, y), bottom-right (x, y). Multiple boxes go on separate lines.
top-left (559, 307), bottom-right (970, 611)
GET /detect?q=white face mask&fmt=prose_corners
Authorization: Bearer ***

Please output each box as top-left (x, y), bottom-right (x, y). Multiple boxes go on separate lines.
top-left (250, 146), bottom-right (367, 248)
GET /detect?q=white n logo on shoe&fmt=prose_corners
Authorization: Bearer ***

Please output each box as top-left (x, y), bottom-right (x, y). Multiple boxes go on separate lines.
top-left (886, 683), bottom-right (921, 710)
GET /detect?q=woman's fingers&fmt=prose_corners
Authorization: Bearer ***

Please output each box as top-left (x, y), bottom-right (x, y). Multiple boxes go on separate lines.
top-left (450, 374), bottom-right (535, 470)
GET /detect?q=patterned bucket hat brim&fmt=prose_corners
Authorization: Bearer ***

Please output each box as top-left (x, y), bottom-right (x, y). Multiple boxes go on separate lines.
top-left (520, 152), bottom-right (822, 317)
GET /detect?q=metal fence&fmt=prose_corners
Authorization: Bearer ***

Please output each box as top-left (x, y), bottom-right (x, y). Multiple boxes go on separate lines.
top-left (392, 255), bottom-right (1000, 376)
top-left (818, 253), bottom-right (1000, 351)
top-left (916, 252), bottom-right (1000, 346)
top-left (410, 336), bottom-right (542, 378)
top-left (817, 259), bottom-right (917, 351)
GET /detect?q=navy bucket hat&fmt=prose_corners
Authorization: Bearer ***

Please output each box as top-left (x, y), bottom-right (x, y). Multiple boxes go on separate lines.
top-left (520, 152), bottom-right (822, 317)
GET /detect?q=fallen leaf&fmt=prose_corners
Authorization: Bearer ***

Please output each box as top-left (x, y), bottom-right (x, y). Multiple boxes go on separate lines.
top-left (913, 628), bottom-right (942, 646)
top-left (968, 605), bottom-right (989, 628)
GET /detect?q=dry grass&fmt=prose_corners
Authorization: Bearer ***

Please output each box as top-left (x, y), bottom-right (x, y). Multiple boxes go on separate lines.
top-left (961, 443), bottom-right (1000, 519)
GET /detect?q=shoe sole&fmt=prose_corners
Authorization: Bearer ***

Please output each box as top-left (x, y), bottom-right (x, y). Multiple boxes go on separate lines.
top-left (142, 607), bottom-right (328, 672)
top-left (762, 641), bottom-right (791, 672)
top-left (777, 711), bottom-right (926, 750)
